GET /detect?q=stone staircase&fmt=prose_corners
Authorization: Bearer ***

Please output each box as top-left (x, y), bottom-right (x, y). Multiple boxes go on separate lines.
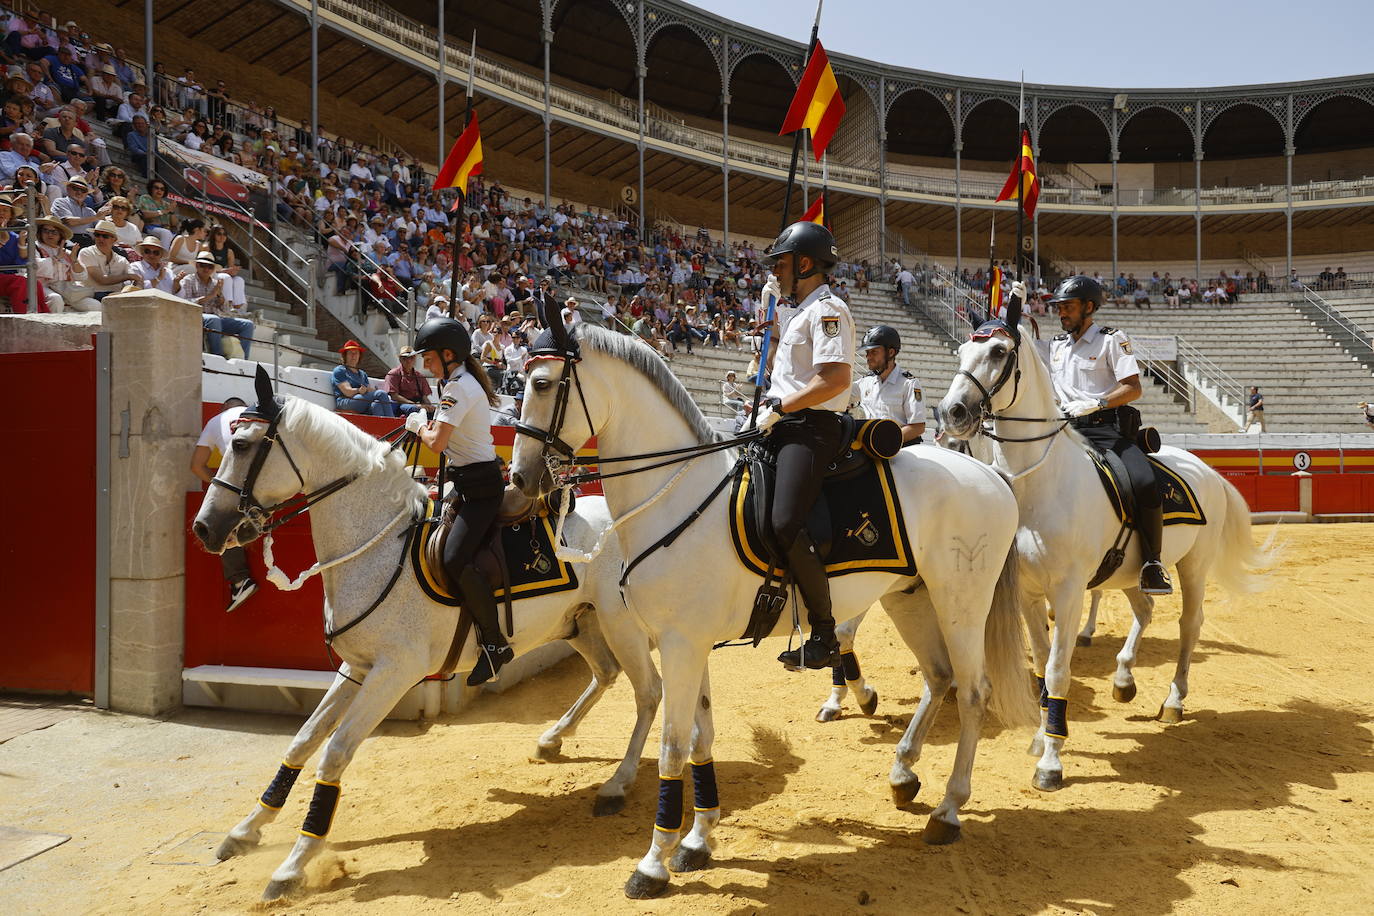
top-left (1097, 296), bottom-right (1374, 432)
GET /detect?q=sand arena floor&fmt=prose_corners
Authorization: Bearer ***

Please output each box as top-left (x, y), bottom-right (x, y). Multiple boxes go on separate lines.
top-left (1, 523), bottom-right (1371, 915)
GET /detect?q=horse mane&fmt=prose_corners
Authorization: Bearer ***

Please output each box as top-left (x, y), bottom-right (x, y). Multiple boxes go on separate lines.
top-left (280, 398), bottom-right (427, 515)
top-left (575, 324), bottom-right (720, 445)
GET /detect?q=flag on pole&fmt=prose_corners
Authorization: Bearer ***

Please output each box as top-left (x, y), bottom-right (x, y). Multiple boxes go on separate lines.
top-left (779, 40), bottom-right (845, 162)
top-left (995, 129), bottom-right (1039, 219)
top-left (987, 266), bottom-right (1004, 319)
top-left (801, 193), bottom-right (825, 226)
top-left (435, 112), bottom-right (483, 191)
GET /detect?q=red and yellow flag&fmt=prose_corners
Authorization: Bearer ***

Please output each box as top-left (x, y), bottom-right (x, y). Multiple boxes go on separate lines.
top-left (435, 113), bottom-right (483, 191)
top-left (987, 266), bottom-right (1004, 319)
top-left (800, 193), bottom-right (825, 226)
top-left (779, 41), bottom-right (845, 162)
top-left (995, 129), bottom-right (1039, 219)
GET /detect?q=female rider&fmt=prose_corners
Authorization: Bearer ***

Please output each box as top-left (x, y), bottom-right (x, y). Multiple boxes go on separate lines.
top-left (406, 317), bottom-right (512, 685)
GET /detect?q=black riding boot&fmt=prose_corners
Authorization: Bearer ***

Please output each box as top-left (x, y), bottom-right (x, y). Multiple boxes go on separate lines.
top-left (1136, 503), bottom-right (1173, 595)
top-left (458, 567), bottom-right (514, 685)
top-left (777, 532), bottom-right (841, 670)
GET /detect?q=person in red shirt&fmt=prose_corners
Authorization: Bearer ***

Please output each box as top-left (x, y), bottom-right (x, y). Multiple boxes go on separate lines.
top-left (383, 345), bottom-right (431, 417)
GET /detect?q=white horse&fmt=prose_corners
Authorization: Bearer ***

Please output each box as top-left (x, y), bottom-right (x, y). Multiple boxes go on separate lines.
top-left (192, 381), bottom-right (660, 901)
top-left (940, 317), bottom-right (1267, 790)
top-left (509, 323), bottom-right (1038, 898)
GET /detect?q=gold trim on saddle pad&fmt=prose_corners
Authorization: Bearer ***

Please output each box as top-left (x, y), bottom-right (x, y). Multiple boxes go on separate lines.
top-left (1087, 452), bottom-right (1207, 526)
top-left (410, 498), bottom-right (579, 607)
top-left (728, 460), bottom-right (916, 579)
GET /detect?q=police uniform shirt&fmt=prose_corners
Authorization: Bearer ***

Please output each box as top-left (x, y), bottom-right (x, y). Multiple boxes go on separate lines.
top-left (858, 365), bottom-right (926, 427)
top-left (433, 368), bottom-right (499, 466)
top-left (766, 283), bottom-right (855, 412)
top-left (1048, 322), bottom-right (1140, 403)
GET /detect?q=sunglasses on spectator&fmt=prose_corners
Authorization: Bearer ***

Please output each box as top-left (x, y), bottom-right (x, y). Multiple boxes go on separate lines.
top-left (94, 232), bottom-right (115, 239)
top-left (39, 227), bottom-right (60, 234)
top-left (112, 203), bottom-right (130, 210)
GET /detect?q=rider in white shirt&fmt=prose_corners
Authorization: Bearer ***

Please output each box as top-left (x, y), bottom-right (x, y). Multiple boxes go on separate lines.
top-left (856, 325), bottom-right (926, 444)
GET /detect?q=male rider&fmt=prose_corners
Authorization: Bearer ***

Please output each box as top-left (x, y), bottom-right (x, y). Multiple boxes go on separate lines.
top-left (1044, 275), bottom-right (1171, 595)
top-left (756, 221), bottom-right (855, 669)
top-left (857, 324), bottom-right (926, 445)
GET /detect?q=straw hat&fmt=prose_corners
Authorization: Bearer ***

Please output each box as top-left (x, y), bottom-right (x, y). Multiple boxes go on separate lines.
top-left (194, 251), bottom-right (219, 265)
top-left (137, 235), bottom-right (165, 252)
top-left (34, 217), bottom-right (72, 242)
top-left (93, 219), bottom-right (120, 235)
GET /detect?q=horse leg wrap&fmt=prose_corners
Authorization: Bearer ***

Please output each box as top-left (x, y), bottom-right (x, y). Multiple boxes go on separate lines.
top-left (691, 761), bottom-right (719, 813)
top-left (299, 781), bottom-right (341, 838)
top-left (260, 762), bottom-right (303, 810)
top-left (1045, 696), bottom-right (1069, 740)
top-left (840, 651), bottom-right (862, 682)
top-left (654, 777), bottom-right (684, 833)
top-left (831, 664), bottom-right (847, 687)
top-left (1037, 675), bottom-right (1048, 710)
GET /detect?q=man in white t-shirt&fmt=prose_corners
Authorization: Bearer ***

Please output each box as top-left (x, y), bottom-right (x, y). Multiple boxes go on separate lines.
top-left (189, 398), bottom-right (259, 612)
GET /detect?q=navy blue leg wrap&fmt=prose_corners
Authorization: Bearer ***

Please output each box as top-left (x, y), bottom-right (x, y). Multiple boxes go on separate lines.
top-left (1037, 676), bottom-right (1048, 710)
top-left (691, 761), bottom-right (719, 812)
top-left (831, 664), bottom-right (846, 687)
top-left (260, 762), bottom-right (302, 810)
top-left (300, 781), bottom-right (341, 838)
top-left (655, 777), bottom-right (684, 832)
top-left (1045, 696), bottom-right (1069, 740)
top-left (840, 651), bottom-right (862, 682)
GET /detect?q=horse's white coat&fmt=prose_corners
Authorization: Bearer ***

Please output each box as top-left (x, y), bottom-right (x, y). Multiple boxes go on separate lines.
top-left (510, 326), bottom-right (1039, 897)
top-left (942, 321), bottom-right (1267, 788)
top-left (193, 398), bottom-right (661, 900)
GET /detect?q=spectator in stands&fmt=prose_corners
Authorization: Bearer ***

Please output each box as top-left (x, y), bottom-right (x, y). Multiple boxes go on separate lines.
top-left (666, 307), bottom-right (694, 354)
top-left (75, 219), bottom-right (136, 303)
top-left (896, 264), bottom-right (914, 305)
top-left (35, 216), bottom-right (98, 311)
top-left (382, 345), bottom-right (430, 416)
top-left (333, 340), bottom-right (396, 416)
top-left (169, 218), bottom-right (207, 275)
top-left (1244, 386), bottom-right (1266, 433)
top-left (112, 90), bottom-right (148, 130)
top-left (1318, 267), bottom-right (1335, 291)
top-left (43, 142), bottom-right (98, 197)
top-left (721, 370), bottom-right (745, 414)
top-left (42, 46), bottom-right (87, 104)
top-left (1132, 285), bottom-right (1151, 309)
top-left (1359, 401), bottom-right (1374, 430)
top-left (1335, 267), bottom-right (1348, 289)
top-left (100, 196), bottom-right (143, 249)
top-left (129, 236), bottom-right (176, 293)
top-left (0, 191), bottom-right (52, 312)
top-left (88, 65), bottom-right (123, 120)
top-left (124, 114), bottom-right (151, 170)
top-left (0, 132), bottom-right (44, 181)
top-left (190, 397), bottom-right (260, 612)
top-left (180, 252), bottom-right (256, 358)
top-left (96, 165), bottom-right (135, 207)
top-left (203, 224), bottom-right (248, 310)
top-left (1164, 279), bottom-right (1180, 308)
top-left (325, 223), bottom-right (359, 295)
top-left (1289, 268), bottom-right (1301, 290)
top-left (51, 176), bottom-right (97, 246)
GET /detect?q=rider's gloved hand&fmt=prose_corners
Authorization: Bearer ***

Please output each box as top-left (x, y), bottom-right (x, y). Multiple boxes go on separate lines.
top-left (760, 274), bottom-right (782, 316)
top-left (756, 396), bottom-right (785, 433)
top-left (1061, 398), bottom-right (1101, 417)
top-left (404, 410), bottom-right (429, 434)
top-left (1009, 280), bottom-right (1027, 308)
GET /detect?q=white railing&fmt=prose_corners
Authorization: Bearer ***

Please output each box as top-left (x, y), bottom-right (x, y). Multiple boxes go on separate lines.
top-left (1174, 337), bottom-right (1246, 426)
top-left (1296, 283), bottom-right (1374, 364)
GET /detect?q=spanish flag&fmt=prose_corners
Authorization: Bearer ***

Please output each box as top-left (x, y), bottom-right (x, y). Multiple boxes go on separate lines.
top-left (995, 129), bottom-right (1039, 219)
top-left (801, 193), bottom-right (825, 226)
top-left (987, 266), bottom-right (1004, 319)
top-left (779, 41), bottom-right (845, 162)
top-left (435, 113), bottom-right (483, 191)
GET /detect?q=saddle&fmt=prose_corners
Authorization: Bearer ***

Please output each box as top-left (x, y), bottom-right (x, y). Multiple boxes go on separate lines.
top-left (735, 415), bottom-right (912, 643)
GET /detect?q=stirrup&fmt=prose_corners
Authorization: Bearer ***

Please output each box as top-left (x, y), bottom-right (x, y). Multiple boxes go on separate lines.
top-left (778, 633), bottom-right (841, 671)
top-left (467, 642), bottom-right (514, 686)
top-left (1139, 560), bottom-right (1173, 596)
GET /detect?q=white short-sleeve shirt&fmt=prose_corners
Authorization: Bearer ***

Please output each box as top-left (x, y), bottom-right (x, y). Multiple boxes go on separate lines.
top-left (1048, 322), bottom-right (1140, 403)
top-left (858, 364), bottom-right (926, 427)
top-left (766, 284), bottom-right (855, 411)
top-left (196, 406), bottom-right (245, 458)
top-left (433, 368), bottom-right (498, 467)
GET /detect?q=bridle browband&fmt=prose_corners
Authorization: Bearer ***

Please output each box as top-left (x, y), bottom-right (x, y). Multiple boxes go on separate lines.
top-left (956, 318), bottom-right (1068, 445)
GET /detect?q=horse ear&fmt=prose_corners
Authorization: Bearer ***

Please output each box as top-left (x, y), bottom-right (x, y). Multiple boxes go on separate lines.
top-left (1005, 294), bottom-right (1023, 342)
top-left (543, 290), bottom-right (576, 354)
top-left (253, 364), bottom-right (279, 419)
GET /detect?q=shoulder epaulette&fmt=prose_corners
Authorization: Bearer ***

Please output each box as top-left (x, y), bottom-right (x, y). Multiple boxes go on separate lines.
top-left (1100, 326), bottom-right (1117, 335)
top-left (1053, 333), bottom-right (1069, 341)
top-left (901, 370), bottom-right (914, 379)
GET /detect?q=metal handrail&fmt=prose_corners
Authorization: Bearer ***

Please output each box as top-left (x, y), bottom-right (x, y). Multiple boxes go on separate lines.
top-left (1175, 337), bottom-right (1246, 410)
top-left (1297, 283), bottom-right (1374, 359)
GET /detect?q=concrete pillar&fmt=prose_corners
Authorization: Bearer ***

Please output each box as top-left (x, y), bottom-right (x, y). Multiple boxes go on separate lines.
top-left (104, 290), bottom-right (203, 715)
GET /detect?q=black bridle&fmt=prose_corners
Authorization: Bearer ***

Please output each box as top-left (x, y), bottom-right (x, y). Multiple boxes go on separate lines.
top-left (956, 318), bottom-right (1068, 445)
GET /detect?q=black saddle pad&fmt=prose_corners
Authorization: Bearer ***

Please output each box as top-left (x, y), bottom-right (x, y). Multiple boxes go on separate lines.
top-left (411, 498), bottom-right (580, 607)
top-left (728, 458), bottom-right (916, 579)
top-left (1089, 452), bottom-right (1206, 527)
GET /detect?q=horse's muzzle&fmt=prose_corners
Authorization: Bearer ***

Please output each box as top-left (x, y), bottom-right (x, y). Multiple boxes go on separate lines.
top-left (941, 399), bottom-right (979, 439)
top-left (510, 466), bottom-right (553, 500)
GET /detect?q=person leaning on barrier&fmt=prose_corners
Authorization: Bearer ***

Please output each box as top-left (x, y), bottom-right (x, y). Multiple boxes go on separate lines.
top-left (190, 397), bottom-right (260, 613)
top-left (331, 339), bottom-right (396, 417)
top-left (1046, 275), bottom-right (1171, 595)
top-left (181, 251), bottom-right (256, 359)
top-left (382, 344), bottom-right (430, 417)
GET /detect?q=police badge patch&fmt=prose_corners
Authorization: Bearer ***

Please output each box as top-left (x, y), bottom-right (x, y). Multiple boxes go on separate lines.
top-left (440, 395), bottom-right (457, 409)
top-left (1120, 339), bottom-right (1133, 354)
top-left (821, 316), bottom-right (840, 338)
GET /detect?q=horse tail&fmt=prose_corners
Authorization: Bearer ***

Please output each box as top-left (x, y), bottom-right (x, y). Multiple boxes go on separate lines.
top-left (1209, 473), bottom-right (1275, 595)
top-left (984, 539), bottom-right (1040, 729)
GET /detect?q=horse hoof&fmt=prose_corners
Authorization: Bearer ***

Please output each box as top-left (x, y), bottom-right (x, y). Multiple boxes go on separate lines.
top-left (592, 793), bottom-right (626, 817)
top-left (1112, 682), bottom-right (1137, 703)
top-left (669, 843), bottom-right (712, 873)
top-left (533, 741), bottom-right (562, 761)
top-left (1075, 634), bottom-right (1093, 647)
top-left (1033, 768), bottom-right (1064, 792)
top-left (215, 834), bottom-right (252, 861)
top-left (1158, 705), bottom-right (1184, 724)
top-left (816, 706), bottom-right (841, 723)
top-left (262, 877), bottom-right (304, 901)
top-left (624, 870), bottom-right (669, 899)
top-left (922, 817), bottom-right (961, 845)
top-left (890, 776), bottom-right (921, 807)
top-left (859, 689), bottom-right (879, 716)
top-left (1027, 735), bottom-right (1044, 757)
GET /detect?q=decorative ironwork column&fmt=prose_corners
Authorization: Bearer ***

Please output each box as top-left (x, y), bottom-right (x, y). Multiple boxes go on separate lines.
top-left (722, 92), bottom-right (730, 246)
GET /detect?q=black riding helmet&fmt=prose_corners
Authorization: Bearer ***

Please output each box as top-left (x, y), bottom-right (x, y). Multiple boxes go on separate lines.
top-left (763, 221), bottom-right (839, 280)
top-left (1047, 275), bottom-right (1104, 312)
top-left (860, 324), bottom-right (901, 353)
top-left (414, 317), bottom-right (471, 357)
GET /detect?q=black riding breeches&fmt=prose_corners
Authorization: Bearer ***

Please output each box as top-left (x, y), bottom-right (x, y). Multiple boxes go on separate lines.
top-left (768, 410), bottom-right (846, 551)
top-left (1077, 424), bottom-right (1161, 510)
top-left (441, 459), bottom-right (505, 582)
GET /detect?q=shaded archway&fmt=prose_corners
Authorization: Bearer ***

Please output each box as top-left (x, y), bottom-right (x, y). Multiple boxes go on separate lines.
top-left (549, 0), bottom-right (637, 98)
top-left (1203, 102), bottom-right (1285, 159)
top-left (726, 51), bottom-right (797, 136)
top-left (644, 24), bottom-right (722, 121)
top-left (960, 97), bottom-right (1019, 164)
top-left (1038, 103), bottom-right (1111, 164)
top-left (1118, 106), bottom-right (1194, 163)
top-left (1295, 95), bottom-right (1374, 154)
top-left (886, 87), bottom-right (954, 158)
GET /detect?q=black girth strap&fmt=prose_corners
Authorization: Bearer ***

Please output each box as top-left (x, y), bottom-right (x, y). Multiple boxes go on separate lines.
top-left (619, 459), bottom-right (740, 588)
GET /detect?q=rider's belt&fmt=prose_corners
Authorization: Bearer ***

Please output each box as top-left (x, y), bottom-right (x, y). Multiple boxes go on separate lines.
top-left (445, 459), bottom-right (505, 501)
top-left (1069, 409), bottom-right (1117, 429)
